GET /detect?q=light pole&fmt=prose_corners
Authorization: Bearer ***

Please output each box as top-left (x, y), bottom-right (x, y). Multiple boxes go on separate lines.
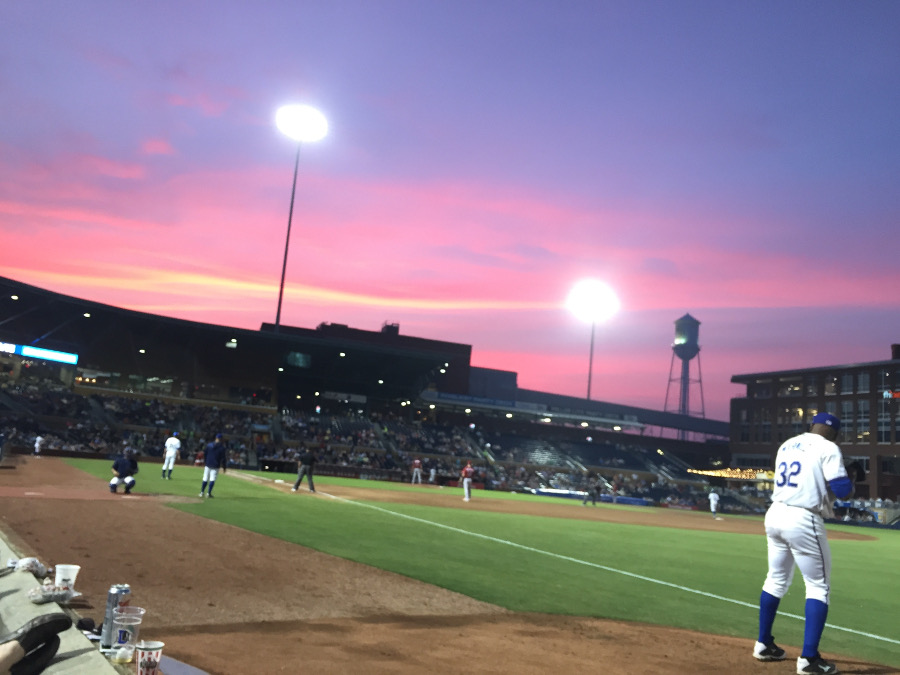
top-left (566, 279), bottom-right (620, 400)
top-left (274, 104), bottom-right (328, 330)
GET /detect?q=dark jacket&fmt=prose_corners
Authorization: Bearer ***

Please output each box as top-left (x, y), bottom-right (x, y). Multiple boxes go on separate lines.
top-left (112, 455), bottom-right (138, 478)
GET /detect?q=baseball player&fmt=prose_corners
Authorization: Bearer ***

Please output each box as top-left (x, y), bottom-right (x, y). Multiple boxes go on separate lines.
top-left (582, 477), bottom-right (601, 506)
top-left (753, 412), bottom-right (852, 674)
top-left (109, 448), bottom-right (138, 494)
top-left (291, 449), bottom-right (317, 493)
top-left (411, 457), bottom-right (423, 484)
top-left (460, 460), bottom-right (475, 502)
top-left (33, 435), bottom-right (43, 457)
top-left (708, 490), bottom-right (720, 519)
top-left (161, 431), bottom-right (181, 480)
top-left (199, 434), bottom-right (227, 498)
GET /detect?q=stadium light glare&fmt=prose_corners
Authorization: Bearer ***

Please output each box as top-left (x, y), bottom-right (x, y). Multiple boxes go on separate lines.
top-left (274, 104), bottom-right (328, 331)
top-left (566, 279), bottom-right (620, 400)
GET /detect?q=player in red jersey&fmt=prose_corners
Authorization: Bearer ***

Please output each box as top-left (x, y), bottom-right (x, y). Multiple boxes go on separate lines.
top-left (460, 461), bottom-right (475, 502)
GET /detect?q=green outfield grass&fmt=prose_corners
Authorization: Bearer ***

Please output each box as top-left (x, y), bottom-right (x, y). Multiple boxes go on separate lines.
top-left (69, 459), bottom-right (900, 668)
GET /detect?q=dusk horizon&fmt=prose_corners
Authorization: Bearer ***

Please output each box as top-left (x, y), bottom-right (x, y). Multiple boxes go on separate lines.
top-left (3, 2), bottom-right (899, 422)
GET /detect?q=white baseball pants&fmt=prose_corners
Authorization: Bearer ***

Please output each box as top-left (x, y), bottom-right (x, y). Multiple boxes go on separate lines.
top-left (762, 501), bottom-right (832, 604)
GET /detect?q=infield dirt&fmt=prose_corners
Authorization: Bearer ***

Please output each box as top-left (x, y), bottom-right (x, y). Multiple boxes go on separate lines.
top-left (0, 458), bottom-right (889, 674)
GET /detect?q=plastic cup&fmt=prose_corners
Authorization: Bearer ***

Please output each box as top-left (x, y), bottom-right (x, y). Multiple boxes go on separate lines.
top-left (54, 564), bottom-right (81, 590)
top-left (112, 607), bottom-right (145, 656)
top-left (135, 640), bottom-right (165, 675)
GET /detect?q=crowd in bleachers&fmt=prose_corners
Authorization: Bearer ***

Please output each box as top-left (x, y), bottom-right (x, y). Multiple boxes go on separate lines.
top-left (0, 369), bottom-right (786, 513)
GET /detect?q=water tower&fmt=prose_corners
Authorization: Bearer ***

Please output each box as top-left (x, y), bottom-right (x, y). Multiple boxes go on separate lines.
top-left (664, 314), bottom-right (705, 438)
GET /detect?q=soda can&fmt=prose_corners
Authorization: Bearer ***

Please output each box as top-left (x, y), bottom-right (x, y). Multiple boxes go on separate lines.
top-left (99, 584), bottom-right (131, 649)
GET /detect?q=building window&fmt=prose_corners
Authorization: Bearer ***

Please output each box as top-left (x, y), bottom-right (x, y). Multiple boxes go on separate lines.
top-left (856, 399), bottom-right (870, 444)
top-left (778, 378), bottom-right (802, 397)
top-left (790, 407), bottom-right (803, 436)
top-left (753, 381), bottom-right (772, 399)
top-left (824, 375), bottom-right (838, 396)
top-left (858, 372), bottom-right (870, 394)
top-left (736, 408), bottom-right (749, 442)
top-left (760, 409), bottom-right (771, 444)
top-left (804, 375), bottom-right (818, 397)
top-left (841, 374), bottom-right (854, 395)
top-left (825, 401), bottom-right (837, 416)
top-left (877, 400), bottom-right (891, 443)
top-left (841, 400), bottom-right (854, 441)
top-left (846, 455), bottom-right (870, 473)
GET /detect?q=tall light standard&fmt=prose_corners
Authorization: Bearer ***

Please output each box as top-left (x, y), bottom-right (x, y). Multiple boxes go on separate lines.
top-left (566, 279), bottom-right (620, 400)
top-left (274, 104), bottom-right (329, 330)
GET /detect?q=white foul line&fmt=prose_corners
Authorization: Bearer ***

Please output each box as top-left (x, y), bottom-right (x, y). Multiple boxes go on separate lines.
top-left (318, 489), bottom-right (899, 647)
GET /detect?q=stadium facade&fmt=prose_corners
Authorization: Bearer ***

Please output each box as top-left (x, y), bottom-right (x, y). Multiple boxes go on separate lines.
top-left (1, 275), bottom-right (729, 470)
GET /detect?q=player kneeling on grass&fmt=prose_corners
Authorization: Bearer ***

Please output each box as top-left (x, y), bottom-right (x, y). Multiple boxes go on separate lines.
top-left (753, 412), bottom-right (853, 675)
top-left (109, 448), bottom-right (138, 495)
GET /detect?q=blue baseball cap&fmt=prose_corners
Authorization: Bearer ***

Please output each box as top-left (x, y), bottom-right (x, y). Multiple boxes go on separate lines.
top-left (172, 431), bottom-right (179, 437)
top-left (812, 412), bottom-right (841, 432)
top-left (216, 433), bottom-right (223, 439)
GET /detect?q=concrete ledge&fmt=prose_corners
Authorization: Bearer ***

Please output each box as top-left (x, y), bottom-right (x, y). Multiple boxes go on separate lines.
top-left (0, 529), bottom-right (119, 674)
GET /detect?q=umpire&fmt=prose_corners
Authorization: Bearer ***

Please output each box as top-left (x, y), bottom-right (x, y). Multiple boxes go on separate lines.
top-left (109, 448), bottom-right (138, 494)
top-left (291, 449), bottom-right (317, 493)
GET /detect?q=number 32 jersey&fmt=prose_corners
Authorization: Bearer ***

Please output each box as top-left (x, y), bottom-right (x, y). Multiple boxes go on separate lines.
top-left (772, 432), bottom-right (847, 511)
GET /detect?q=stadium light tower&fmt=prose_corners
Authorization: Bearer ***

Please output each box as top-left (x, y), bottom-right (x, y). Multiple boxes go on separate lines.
top-left (566, 279), bottom-right (620, 400)
top-left (274, 104), bottom-right (329, 331)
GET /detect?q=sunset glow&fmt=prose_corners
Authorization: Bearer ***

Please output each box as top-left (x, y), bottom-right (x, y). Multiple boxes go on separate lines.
top-left (2, 3), bottom-right (899, 420)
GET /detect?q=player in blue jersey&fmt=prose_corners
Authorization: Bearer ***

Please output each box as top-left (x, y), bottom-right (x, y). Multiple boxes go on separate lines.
top-left (199, 434), bottom-right (227, 498)
top-left (109, 448), bottom-right (138, 494)
top-left (752, 412), bottom-right (852, 675)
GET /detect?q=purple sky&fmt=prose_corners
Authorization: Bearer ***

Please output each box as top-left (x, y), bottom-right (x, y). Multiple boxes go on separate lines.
top-left (2, 1), bottom-right (899, 421)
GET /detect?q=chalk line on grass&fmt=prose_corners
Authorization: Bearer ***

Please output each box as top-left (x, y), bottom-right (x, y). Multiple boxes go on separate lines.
top-left (320, 489), bottom-right (898, 647)
top-left (236, 472), bottom-right (897, 647)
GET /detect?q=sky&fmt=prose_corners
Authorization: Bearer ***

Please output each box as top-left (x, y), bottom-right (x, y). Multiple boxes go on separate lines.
top-left (2, 1), bottom-right (899, 422)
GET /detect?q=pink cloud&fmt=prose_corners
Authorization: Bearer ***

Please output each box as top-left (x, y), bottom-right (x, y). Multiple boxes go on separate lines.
top-left (165, 93), bottom-right (230, 117)
top-left (141, 138), bottom-right (175, 155)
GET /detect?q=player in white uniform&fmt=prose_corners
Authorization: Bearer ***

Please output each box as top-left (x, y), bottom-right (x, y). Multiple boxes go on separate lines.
top-left (708, 490), bottom-right (720, 519)
top-left (752, 412), bottom-right (852, 675)
top-left (161, 431), bottom-right (181, 479)
top-left (411, 458), bottom-right (423, 484)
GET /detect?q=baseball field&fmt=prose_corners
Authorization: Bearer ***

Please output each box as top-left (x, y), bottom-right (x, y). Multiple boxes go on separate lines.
top-left (1, 456), bottom-right (897, 674)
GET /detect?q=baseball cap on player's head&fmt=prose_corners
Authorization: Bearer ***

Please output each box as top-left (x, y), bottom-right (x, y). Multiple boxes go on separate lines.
top-left (216, 433), bottom-right (223, 439)
top-left (172, 431), bottom-right (179, 437)
top-left (811, 412), bottom-right (841, 432)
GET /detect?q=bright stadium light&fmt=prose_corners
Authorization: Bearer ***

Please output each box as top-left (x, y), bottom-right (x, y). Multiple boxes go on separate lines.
top-left (274, 104), bottom-right (329, 330)
top-left (276, 105), bottom-right (328, 143)
top-left (566, 279), bottom-right (620, 400)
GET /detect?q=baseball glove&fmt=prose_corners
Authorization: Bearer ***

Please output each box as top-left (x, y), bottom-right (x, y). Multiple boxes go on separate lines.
top-left (845, 460), bottom-right (866, 482)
